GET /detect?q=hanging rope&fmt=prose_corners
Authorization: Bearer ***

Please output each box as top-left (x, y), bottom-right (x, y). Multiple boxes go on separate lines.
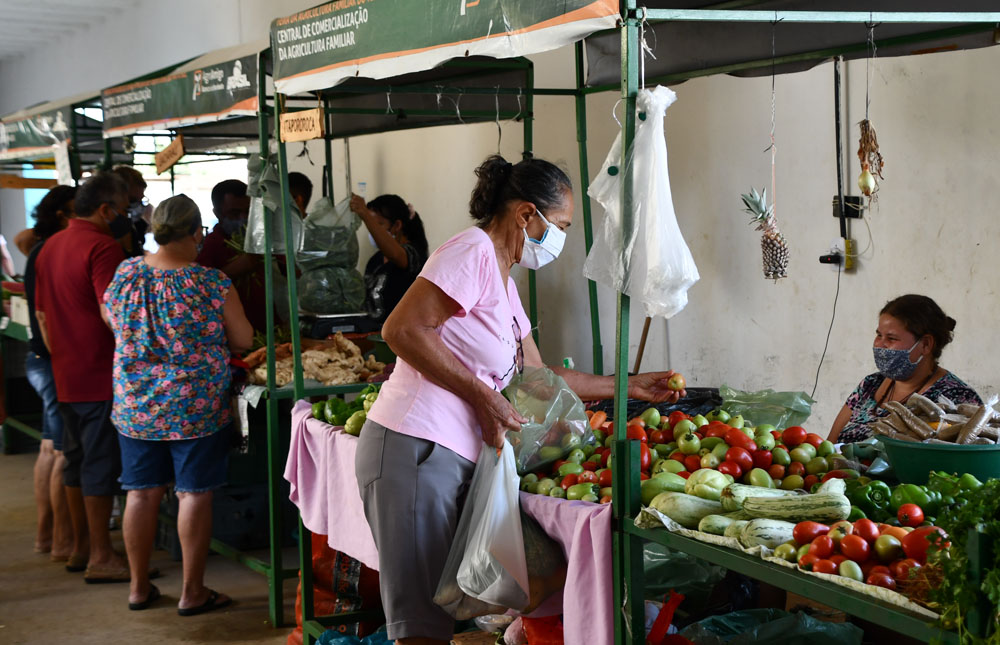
top-left (767, 15), bottom-right (781, 221)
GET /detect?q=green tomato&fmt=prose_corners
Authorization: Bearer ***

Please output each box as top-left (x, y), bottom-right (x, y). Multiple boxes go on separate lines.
top-left (654, 444), bottom-right (674, 457)
top-left (740, 427), bottom-right (755, 439)
top-left (566, 448), bottom-right (586, 464)
top-left (799, 443), bottom-right (818, 459)
top-left (311, 401), bottom-right (326, 420)
top-left (558, 462), bottom-right (584, 477)
top-left (874, 534), bottom-right (903, 562)
top-left (535, 478), bottom-right (556, 496)
top-left (700, 437), bottom-right (725, 451)
top-left (838, 560), bottom-right (864, 582)
top-left (639, 407), bottom-right (661, 428)
top-left (781, 475), bottom-right (805, 490)
top-left (521, 473), bottom-right (539, 485)
top-left (711, 443), bottom-right (730, 461)
top-left (700, 453), bottom-right (721, 469)
top-left (548, 486), bottom-right (566, 499)
top-left (582, 444), bottom-right (596, 458)
top-left (755, 424), bottom-right (777, 435)
top-left (747, 468), bottom-right (774, 489)
top-left (805, 457), bottom-right (829, 476)
top-left (706, 409), bottom-right (731, 424)
top-left (728, 414), bottom-right (745, 429)
top-left (567, 483), bottom-right (600, 501)
top-left (652, 459), bottom-right (685, 476)
top-left (771, 447), bottom-right (791, 466)
top-left (581, 493), bottom-right (599, 503)
top-left (789, 447), bottom-right (814, 465)
top-left (796, 544), bottom-right (811, 561)
top-left (604, 435), bottom-right (615, 449)
top-left (754, 433), bottom-right (776, 451)
top-left (677, 433), bottom-right (701, 455)
top-left (561, 433), bottom-right (582, 451)
top-left (816, 440), bottom-right (835, 457)
top-left (599, 487), bottom-right (614, 498)
top-left (773, 543), bottom-right (798, 563)
top-left (522, 482), bottom-right (539, 494)
top-left (592, 429), bottom-right (607, 444)
top-left (673, 419), bottom-right (697, 436)
top-left (691, 414), bottom-right (709, 428)
top-left (538, 446), bottom-right (564, 461)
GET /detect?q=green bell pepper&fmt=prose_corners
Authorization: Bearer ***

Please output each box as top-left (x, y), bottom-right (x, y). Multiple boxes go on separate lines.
top-left (958, 473), bottom-right (983, 492)
top-left (890, 483), bottom-right (931, 512)
top-left (927, 471), bottom-right (961, 497)
top-left (846, 479), bottom-right (893, 522)
top-left (847, 505), bottom-right (867, 521)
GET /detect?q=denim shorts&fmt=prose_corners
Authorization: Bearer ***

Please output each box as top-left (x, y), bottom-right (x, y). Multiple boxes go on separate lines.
top-left (61, 401), bottom-right (121, 496)
top-left (117, 427), bottom-right (231, 493)
top-left (24, 353), bottom-right (63, 450)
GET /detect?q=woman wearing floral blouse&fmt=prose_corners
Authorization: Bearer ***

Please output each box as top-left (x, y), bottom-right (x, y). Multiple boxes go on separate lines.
top-left (105, 194), bottom-right (252, 614)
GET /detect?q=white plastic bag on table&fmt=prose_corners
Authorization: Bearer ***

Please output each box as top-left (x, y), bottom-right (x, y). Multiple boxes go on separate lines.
top-left (583, 85), bottom-right (699, 319)
top-left (433, 442), bottom-right (529, 618)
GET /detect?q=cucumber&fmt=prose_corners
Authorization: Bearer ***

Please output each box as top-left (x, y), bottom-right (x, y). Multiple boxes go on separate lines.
top-left (724, 520), bottom-right (750, 539)
top-left (742, 493), bottom-right (852, 523)
top-left (739, 519), bottom-right (797, 549)
top-left (720, 483), bottom-right (799, 512)
top-left (698, 514), bottom-right (738, 536)
top-left (815, 478), bottom-right (847, 496)
top-left (649, 492), bottom-right (724, 529)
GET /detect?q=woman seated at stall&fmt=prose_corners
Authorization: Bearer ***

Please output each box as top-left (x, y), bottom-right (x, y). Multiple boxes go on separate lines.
top-left (828, 294), bottom-right (981, 443)
top-left (104, 194), bottom-right (253, 614)
top-left (349, 193), bottom-right (429, 325)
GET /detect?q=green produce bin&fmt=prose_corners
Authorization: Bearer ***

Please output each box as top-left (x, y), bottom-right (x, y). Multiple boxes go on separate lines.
top-left (880, 435), bottom-right (1000, 484)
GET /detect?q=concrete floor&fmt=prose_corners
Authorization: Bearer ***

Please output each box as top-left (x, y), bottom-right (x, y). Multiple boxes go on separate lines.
top-left (0, 451), bottom-right (296, 645)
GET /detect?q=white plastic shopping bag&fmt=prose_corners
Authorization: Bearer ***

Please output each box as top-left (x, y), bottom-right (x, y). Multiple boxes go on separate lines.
top-left (434, 442), bottom-right (529, 618)
top-left (583, 85), bottom-right (700, 319)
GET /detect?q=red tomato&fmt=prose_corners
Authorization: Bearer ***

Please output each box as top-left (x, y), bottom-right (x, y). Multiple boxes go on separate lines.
top-left (853, 519), bottom-right (880, 544)
top-left (767, 464), bottom-right (786, 480)
top-left (599, 495), bottom-right (613, 504)
top-left (560, 474), bottom-right (579, 490)
top-left (553, 459), bottom-right (567, 472)
top-left (628, 417), bottom-right (645, 428)
top-left (860, 560), bottom-right (878, 579)
top-left (724, 428), bottom-right (757, 452)
top-left (891, 558), bottom-right (922, 582)
top-left (660, 427), bottom-right (675, 442)
top-left (782, 426), bottom-right (807, 447)
top-left (751, 450), bottom-right (773, 469)
top-left (577, 470), bottom-right (598, 484)
top-left (704, 424), bottom-right (729, 439)
top-left (667, 411), bottom-right (688, 427)
top-left (771, 430), bottom-right (782, 442)
top-left (803, 475), bottom-right (819, 490)
top-left (803, 432), bottom-right (824, 448)
top-left (897, 503), bottom-right (924, 527)
top-left (792, 522), bottom-right (830, 546)
top-left (601, 451), bottom-right (612, 468)
top-left (809, 535), bottom-right (835, 559)
top-left (869, 565), bottom-right (891, 577)
top-left (639, 442), bottom-right (652, 471)
top-left (798, 553), bottom-right (820, 571)
top-left (639, 472), bottom-right (650, 481)
top-left (725, 447), bottom-right (753, 473)
top-left (648, 430), bottom-right (666, 445)
top-left (793, 522), bottom-right (830, 546)
top-left (582, 461), bottom-right (598, 472)
top-left (829, 554), bottom-right (847, 567)
top-left (787, 461), bottom-right (806, 477)
top-left (694, 432), bottom-right (704, 440)
top-left (669, 450), bottom-right (686, 463)
top-left (684, 455), bottom-right (703, 472)
top-left (901, 526), bottom-right (948, 563)
top-left (676, 471), bottom-right (691, 479)
top-left (717, 460), bottom-right (742, 478)
top-left (598, 469), bottom-right (613, 487)
top-left (839, 535), bottom-right (871, 563)
top-left (813, 559), bottom-right (838, 575)
top-left (866, 573), bottom-right (896, 590)
top-left (627, 424), bottom-right (648, 443)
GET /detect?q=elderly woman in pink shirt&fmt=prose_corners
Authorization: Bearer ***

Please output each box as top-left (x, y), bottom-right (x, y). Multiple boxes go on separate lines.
top-left (355, 154), bottom-right (685, 645)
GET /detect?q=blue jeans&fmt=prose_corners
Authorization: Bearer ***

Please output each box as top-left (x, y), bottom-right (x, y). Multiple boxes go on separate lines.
top-left (24, 353), bottom-right (63, 451)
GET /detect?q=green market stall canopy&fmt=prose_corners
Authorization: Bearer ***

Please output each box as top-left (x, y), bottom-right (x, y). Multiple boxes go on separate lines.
top-left (0, 92), bottom-right (80, 162)
top-left (101, 39), bottom-right (267, 139)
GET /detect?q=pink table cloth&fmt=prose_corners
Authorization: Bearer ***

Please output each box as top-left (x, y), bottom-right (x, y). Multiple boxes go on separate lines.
top-left (285, 400), bottom-right (614, 645)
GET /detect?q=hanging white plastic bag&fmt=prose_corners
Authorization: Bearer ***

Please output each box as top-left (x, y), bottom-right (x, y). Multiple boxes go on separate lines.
top-left (244, 196), bottom-right (304, 255)
top-left (434, 442), bottom-right (529, 618)
top-left (583, 85), bottom-right (699, 319)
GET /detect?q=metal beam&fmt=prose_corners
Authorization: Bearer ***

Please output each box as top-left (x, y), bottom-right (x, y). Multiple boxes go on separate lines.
top-left (642, 9), bottom-right (1000, 23)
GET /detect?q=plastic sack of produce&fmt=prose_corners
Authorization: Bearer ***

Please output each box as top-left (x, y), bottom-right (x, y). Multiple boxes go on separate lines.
top-left (719, 385), bottom-right (814, 430)
top-left (244, 196), bottom-right (304, 255)
top-left (298, 266), bottom-right (366, 314)
top-left (503, 366), bottom-right (592, 475)
top-left (583, 85), bottom-right (700, 319)
top-left (247, 149), bottom-right (282, 213)
top-left (434, 442), bottom-right (529, 617)
top-left (643, 543), bottom-right (726, 607)
top-left (679, 608), bottom-right (863, 645)
top-left (297, 196), bottom-right (361, 270)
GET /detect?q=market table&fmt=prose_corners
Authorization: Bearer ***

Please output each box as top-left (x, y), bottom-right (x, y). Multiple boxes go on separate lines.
top-left (285, 400), bottom-right (614, 645)
top-left (1, 319), bottom-right (43, 452)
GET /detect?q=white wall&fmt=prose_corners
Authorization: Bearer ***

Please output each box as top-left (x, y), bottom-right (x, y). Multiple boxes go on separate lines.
top-left (3, 3), bottom-right (998, 434)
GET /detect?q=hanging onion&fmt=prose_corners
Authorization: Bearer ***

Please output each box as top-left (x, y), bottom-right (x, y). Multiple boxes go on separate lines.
top-left (858, 163), bottom-right (876, 197)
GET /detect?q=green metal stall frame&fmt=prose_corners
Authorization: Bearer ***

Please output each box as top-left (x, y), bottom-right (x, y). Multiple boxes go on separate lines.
top-left (608, 6), bottom-right (1000, 645)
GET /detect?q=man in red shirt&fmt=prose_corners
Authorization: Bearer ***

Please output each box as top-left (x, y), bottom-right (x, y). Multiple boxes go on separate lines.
top-left (196, 179), bottom-right (271, 332)
top-left (35, 171), bottom-right (130, 582)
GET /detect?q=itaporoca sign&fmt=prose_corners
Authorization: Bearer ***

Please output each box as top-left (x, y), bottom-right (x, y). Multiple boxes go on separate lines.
top-left (101, 54), bottom-right (259, 137)
top-left (270, 0), bottom-right (618, 95)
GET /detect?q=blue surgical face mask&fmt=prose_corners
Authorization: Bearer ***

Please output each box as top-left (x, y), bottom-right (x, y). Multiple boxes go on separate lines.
top-left (219, 218), bottom-right (244, 237)
top-left (873, 339), bottom-right (923, 381)
top-left (518, 210), bottom-right (566, 270)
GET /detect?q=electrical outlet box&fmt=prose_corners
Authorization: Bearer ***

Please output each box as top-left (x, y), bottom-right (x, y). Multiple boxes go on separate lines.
top-left (832, 195), bottom-right (864, 219)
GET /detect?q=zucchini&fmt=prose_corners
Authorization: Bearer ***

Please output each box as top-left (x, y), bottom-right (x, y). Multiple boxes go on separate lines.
top-left (742, 493), bottom-right (852, 523)
top-left (724, 520), bottom-right (749, 539)
top-left (720, 483), bottom-right (799, 511)
top-left (739, 519), bottom-right (797, 549)
top-left (698, 514), bottom-right (738, 536)
top-left (815, 478), bottom-right (847, 496)
top-left (723, 509), bottom-right (755, 520)
top-left (649, 492), bottom-right (724, 529)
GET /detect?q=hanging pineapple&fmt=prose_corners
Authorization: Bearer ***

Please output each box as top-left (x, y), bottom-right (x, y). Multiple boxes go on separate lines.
top-left (741, 187), bottom-right (788, 281)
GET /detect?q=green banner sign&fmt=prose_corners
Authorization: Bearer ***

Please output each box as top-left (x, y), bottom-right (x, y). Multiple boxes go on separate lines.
top-left (102, 54), bottom-right (259, 137)
top-left (272, 0), bottom-right (617, 94)
top-left (0, 107), bottom-right (72, 161)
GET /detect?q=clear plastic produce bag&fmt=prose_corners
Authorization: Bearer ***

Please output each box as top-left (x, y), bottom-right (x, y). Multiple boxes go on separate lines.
top-left (719, 385), bottom-right (815, 430)
top-left (583, 85), bottom-right (700, 319)
top-left (244, 196), bottom-right (304, 255)
top-left (503, 367), bottom-right (592, 475)
top-left (297, 196), bottom-right (361, 271)
top-left (434, 442), bottom-right (529, 618)
top-left (298, 266), bottom-right (366, 315)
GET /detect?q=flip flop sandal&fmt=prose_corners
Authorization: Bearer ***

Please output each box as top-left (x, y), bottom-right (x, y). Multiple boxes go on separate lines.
top-left (84, 566), bottom-right (161, 584)
top-left (65, 553), bottom-right (88, 572)
top-left (177, 589), bottom-right (232, 617)
top-left (128, 584), bottom-right (161, 611)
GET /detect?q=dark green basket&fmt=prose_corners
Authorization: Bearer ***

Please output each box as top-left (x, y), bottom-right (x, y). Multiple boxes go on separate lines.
top-left (879, 435), bottom-right (1000, 484)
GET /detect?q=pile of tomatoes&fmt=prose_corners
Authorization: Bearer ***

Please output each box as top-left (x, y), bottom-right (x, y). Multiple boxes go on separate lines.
top-left (773, 518), bottom-right (947, 591)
